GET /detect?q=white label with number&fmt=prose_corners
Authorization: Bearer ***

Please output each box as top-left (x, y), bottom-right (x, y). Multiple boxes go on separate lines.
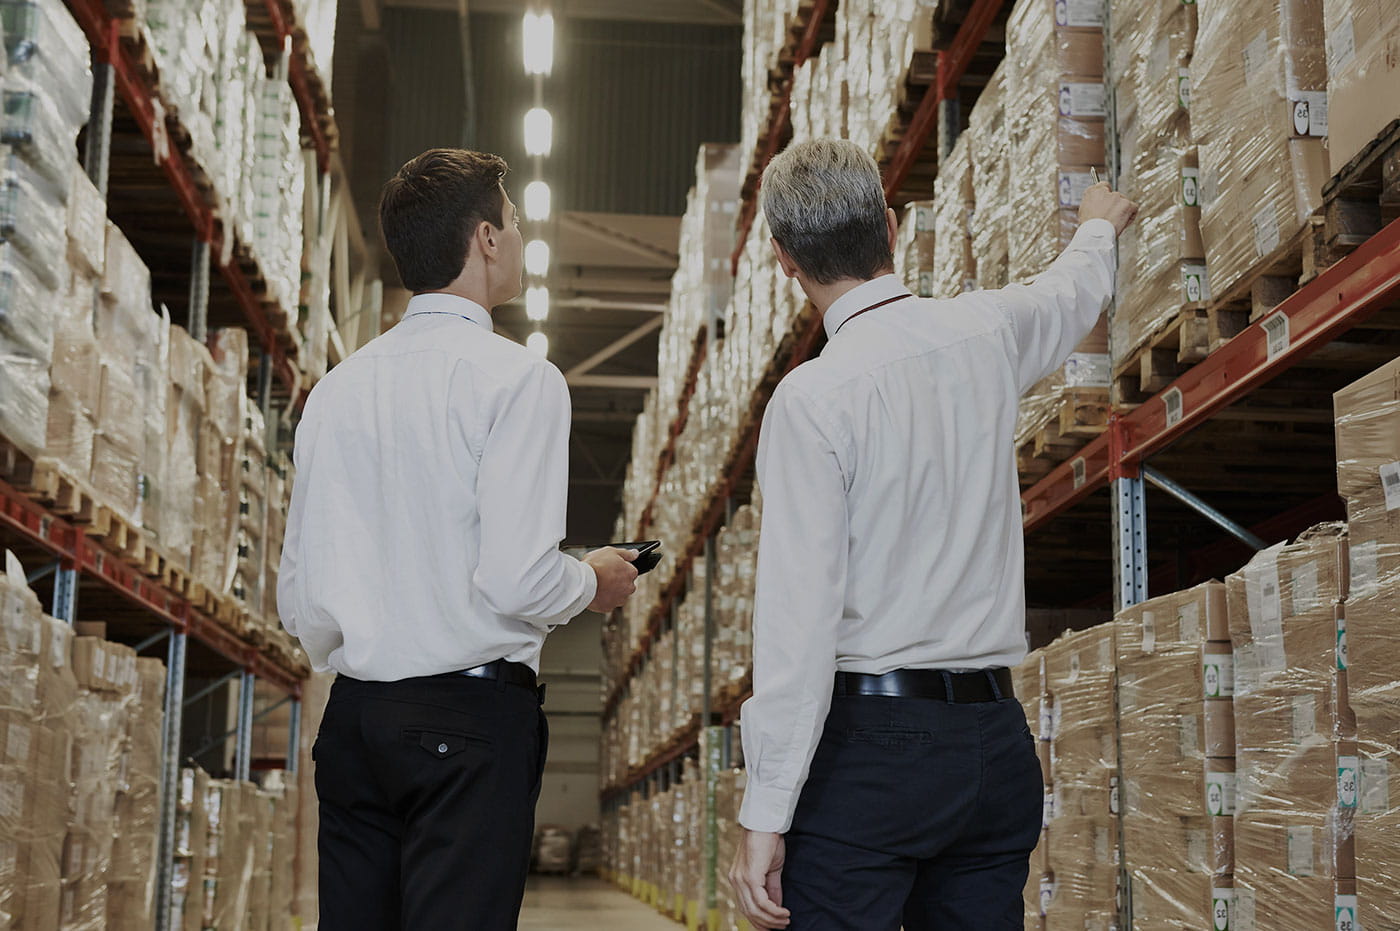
top-left (915, 205), bottom-right (936, 232)
top-left (1178, 67), bottom-right (1191, 109)
top-left (1380, 461), bottom-right (1400, 511)
top-left (1213, 888), bottom-right (1233, 930)
top-left (1056, 0), bottom-right (1105, 27)
top-left (1336, 894), bottom-right (1357, 931)
top-left (1206, 771), bottom-right (1237, 815)
top-left (1059, 170), bottom-right (1096, 207)
top-left (1040, 878), bottom-right (1054, 916)
top-left (1253, 204), bottom-right (1282, 257)
top-left (1289, 90), bottom-right (1328, 137)
top-left (1181, 167), bottom-right (1200, 206)
top-left (1071, 457), bottom-right (1087, 489)
top-left (1164, 387), bottom-right (1184, 427)
top-left (1338, 756), bottom-right (1359, 808)
top-left (1204, 654), bottom-right (1234, 698)
top-left (1262, 312), bottom-right (1290, 360)
top-left (1182, 264), bottom-right (1209, 303)
top-left (1059, 82), bottom-right (1107, 118)
top-left (1337, 614), bottom-right (1348, 670)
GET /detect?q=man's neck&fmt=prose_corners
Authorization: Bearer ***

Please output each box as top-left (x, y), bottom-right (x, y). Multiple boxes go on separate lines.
top-left (420, 282), bottom-right (494, 313)
top-left (805, 270), bottom-right (894, 315)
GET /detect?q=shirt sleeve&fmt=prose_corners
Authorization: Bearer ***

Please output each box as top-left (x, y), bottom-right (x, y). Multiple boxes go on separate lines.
top-left (276, 413), bottom-right (310, 639)
top-left (738, 381), bottom-right (849, 834)
top-left (472, 361), bottom-right (597, 628)
top-left (995, 217), bottom-right (1117, 394)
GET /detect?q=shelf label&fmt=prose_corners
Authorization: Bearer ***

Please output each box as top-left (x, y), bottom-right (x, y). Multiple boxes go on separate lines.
top-left (1380, 460), bottom-right (1400, 511)
top-left (1338, 756), bottom-right (1359, 808)
top-left (1164, 387), bottom-right (1184, 428)
top-left (1072, 457), bottom-right (1087, 489)
top-left (38, 516), bottom-right (51, 539)
top-left (94, 551), bottom-right (105, 573)
top-left (1262, 312), bottom-right (1290, 360)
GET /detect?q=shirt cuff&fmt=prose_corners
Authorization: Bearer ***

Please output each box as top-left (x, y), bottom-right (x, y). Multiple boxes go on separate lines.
top-left (1073, 217), bottom-right (1116, 244)
top-left (567, 556), bottom-right (598, 618)
top-left (738, 780), bottom-right (801, 834)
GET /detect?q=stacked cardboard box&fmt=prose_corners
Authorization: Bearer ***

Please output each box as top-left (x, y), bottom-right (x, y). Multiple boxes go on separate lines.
top-left (1333, 358), bottom-right (1400, 928)
top-left (1226, 525), bottom-right (1350, 930)
top-left (1191, 0), bottom-right (1329, 303)
top-left (930, 134), bottom-right (976, 299)
top-left (712, 766), bottom-right (750, 931)
top-left (1116, 582), bottom-right (1231, 928)
top-left (1042, 627), bottom-right (1118, 931)
top-left (831, 0), bottom-right (933, 156)
top-left (968, 64), bottom-right (1010, 291)
top-left (1323, 0), bottom-right (1400, 174)
top-left (895, 201), bottom-right (937, 298)
top-left (1110, 0), bottom-right (1209, 372)
top-left (711, 503), bottom-right (760, 702)
top-left (105, 657), bottom-right (165, 931)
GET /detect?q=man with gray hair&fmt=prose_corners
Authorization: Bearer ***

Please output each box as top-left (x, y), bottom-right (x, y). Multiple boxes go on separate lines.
top-left (728, 139), bottom-right (1136, 930)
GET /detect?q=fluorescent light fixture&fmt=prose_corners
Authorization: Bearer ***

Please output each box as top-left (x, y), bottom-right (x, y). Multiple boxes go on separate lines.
top-left (524, 180), bottom-right (551, 221)
top-left (525, 239), bottom-right (551, 276)
top-left (525, 286), bottom-right (550, 322)
top-left (524, 107), bottom-right (553, 156)
top-left (522, 12), bottom-right (554, 75)
top-left (527, 330), bottom-right (549, 357)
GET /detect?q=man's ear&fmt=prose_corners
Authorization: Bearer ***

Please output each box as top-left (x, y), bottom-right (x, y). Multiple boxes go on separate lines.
top-left (886, 207), bottom-right (898, 254)
top-left (770, 237), bottom-right (800, 280)
top-left (475, 220), bottom-right (498, 263)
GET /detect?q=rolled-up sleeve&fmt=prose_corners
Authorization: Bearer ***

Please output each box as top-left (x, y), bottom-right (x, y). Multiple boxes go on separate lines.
top-left (996, 217), bottom-right (1117, 394)
top-left (739, 381), bottom-right (848, 834)
top-left (472, 362), bottom-right (597, 628)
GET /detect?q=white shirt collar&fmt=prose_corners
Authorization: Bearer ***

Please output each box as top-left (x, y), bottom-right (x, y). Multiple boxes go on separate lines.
top-left (822, 274), bottom-right (912, 339)
top-left (404, 292), bottom-right (495, 333)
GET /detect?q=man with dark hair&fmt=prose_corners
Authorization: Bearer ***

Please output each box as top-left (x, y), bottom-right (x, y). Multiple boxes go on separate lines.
top-left (728, 139), bottom-right (1137, 930)
top-left (279, 148), bottom-right (640, 929)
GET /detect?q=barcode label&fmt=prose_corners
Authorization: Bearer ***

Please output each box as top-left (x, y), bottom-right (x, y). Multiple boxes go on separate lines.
top-left (1164, 387), bottom-right (1184, 427)
top-left (1381, 461), bottom-right (1400, 511)
top-left (1262, 313), bottom-right (1290, 360)
top-left (1072, 457), bottom-right (1087, 489)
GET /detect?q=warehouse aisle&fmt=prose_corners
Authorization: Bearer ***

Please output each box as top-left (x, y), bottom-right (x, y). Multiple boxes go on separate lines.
top-left (518, 877), bottom-right (685, 930)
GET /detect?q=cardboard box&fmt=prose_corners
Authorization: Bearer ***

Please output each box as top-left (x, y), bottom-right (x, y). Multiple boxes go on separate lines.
top-left (1324, 0), bottom-right (1400, 174)
top-left (1333, 357), bottom-right (1400, 502)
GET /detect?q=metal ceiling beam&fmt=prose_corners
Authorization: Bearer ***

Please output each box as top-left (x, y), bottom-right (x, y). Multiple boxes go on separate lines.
top-left (566, 317), bottom-right (664, 378)
top-left (558, 212), bottom-right (680, 265)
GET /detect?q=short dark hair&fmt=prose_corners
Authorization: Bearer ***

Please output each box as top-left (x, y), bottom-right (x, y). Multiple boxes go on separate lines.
top-left (761, 139), bottom-right (893, 284)
top-left (379, 148), bottom-right (508, 292)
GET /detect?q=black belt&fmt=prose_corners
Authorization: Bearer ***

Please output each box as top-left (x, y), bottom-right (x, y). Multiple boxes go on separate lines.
top-left (439, 660), bottom-right (539, 693)
top-left (834, 667), bottom-right (1013, 702)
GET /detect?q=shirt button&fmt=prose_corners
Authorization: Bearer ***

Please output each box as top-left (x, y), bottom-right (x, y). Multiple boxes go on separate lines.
top-left (438, 743), bottom-right (449, 754)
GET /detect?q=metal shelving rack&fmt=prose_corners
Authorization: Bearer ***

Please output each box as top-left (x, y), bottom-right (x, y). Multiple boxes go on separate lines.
top-left (0, 1), bottom-right (342, 927)
top-left (600, 0), bottom-right (1400, 924)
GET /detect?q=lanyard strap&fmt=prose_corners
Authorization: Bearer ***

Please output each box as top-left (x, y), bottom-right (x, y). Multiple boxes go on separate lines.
top-left (405, 311), bottom-right (481, 325)
top-left (834, 293), bottom-right (914, 336)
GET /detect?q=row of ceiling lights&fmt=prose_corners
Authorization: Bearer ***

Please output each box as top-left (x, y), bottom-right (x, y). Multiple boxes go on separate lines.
top-left (522, 10), bottom-right (553, 358)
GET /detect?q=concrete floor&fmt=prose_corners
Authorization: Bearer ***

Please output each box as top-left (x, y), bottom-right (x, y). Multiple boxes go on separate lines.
top-left (518, 876), bottom-right (683, 930)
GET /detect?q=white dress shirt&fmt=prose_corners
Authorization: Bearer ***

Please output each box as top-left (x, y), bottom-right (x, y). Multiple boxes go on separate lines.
top-left (278, 292), bottom-right (597, 681)
top-left (738, 219), bottom-right (1118, 833)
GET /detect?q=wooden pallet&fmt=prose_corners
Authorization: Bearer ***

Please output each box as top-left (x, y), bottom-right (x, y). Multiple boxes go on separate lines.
top-left (1311, 119), bottom-right (1400, 277)
top-left (1016, 389), bottom-right (1112, 486)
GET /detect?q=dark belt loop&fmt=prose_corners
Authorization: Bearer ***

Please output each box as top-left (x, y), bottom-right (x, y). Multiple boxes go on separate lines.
top-left (985, 668), bottom-right (1005, 701)
top-left (939, 670), bottom-right (955, 704)
top-left (537, 683), bottom-right (547, 706)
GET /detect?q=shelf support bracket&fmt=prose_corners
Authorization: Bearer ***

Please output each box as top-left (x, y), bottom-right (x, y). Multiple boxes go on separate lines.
top-left (1141, 465), bottom-right (1268, 552)
top-left (53, 563), bottom-right (79, 625)
top-left (235, 670), bottom-right (256, 781)
top-left (155, 631), bottom-right (187, 931)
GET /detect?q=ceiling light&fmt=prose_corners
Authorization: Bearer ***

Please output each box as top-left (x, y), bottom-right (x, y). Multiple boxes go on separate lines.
top-left (523, 12), bottom-right (554, 76)
top-left (524, 107), bottom-right (553, 156)
top-left (525, 239), bottom-right (551, 276)
top-left (527, 330), bottom-right (549, 357)
top-left (526, 286), bottom-right (550, 322)
top-left (524, 180), bottom-right (551, 221)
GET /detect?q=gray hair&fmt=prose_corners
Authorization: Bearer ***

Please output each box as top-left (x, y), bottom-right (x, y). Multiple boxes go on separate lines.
top-left (760, 139), bottom-right (893, 284)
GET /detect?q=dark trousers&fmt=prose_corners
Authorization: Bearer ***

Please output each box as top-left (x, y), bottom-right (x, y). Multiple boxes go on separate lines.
top-left (783, 692), bottom-right (1043, 930)
top-left (313, 673), bottom-right (548, 930)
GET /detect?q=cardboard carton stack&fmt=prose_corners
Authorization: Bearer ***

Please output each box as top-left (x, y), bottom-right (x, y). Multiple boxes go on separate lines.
top-left (1226, 525), bottom-right (1350, 930)
top-left (930, 134), bottom-right (976, 299)
top-left (1116, 582), bottom-right (1232, 928)
top-left (1109, 0), bottom-right (1210, 375)
top-left (1323, 0), bottom-right (1400, 174)
top-left (105, 657), bottom-right (165, 931)
top-left (1190, 0), bottom-right (1329, 304)
top-left (194, 329), bottom-right (248, 596)
top-left (171, 766), bottom-right (209, 931)
top-left (1042, 627), bottom-right (1119, 931)
top-left (968, 64), bottom-right (1010, 291)
top-left (234, 406), bottom-right (269, 618)
top-left (0, 0), bottom-right (93, 460)
top-left (712, 766), bottom-right (749, 931)
top-left (711, 503), bottom-right (760, 703)
top-left (1333, 358), bottom-right (1400, 928)
top-left (895, 201), bottom-right (937, 299)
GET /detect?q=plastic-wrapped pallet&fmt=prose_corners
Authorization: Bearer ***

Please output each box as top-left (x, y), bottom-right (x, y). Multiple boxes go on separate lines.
top-left (895, 201), bottom-right (936, 298)
top-left (1005, 0), bottom-right (1106, 284)
top-left (0, 0), bottom-right (92, 191)
top-left (1190, 0), bottom-right (1328, 304)
top-left (1323, 0), bottom-right (1400, 175)
top-left (105, 656), bottom-right (164, 931)
top-left (712, 503), bottom-right (759, 700)
top-left (930, 134), bottom-right (975, 298)
top-left (1040, 627), bottom-right (1117, 931)
top-left (1225, 525), bottom-right (1350, 930)
top-left (1116, 582), bottom-right (1232, 929)
top-left (171, 766), bottom-right (208, 931)
top-left (1332, 357), bottom-right (1400, 927)
top-left (968, 64), bottom-right (1010, 291)
top-left (0, 244), bottom-right (58, 458)
top-left (196, 328), bottom-right (248, 594)
top-left (161, 325), bottom-right (210, 568)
